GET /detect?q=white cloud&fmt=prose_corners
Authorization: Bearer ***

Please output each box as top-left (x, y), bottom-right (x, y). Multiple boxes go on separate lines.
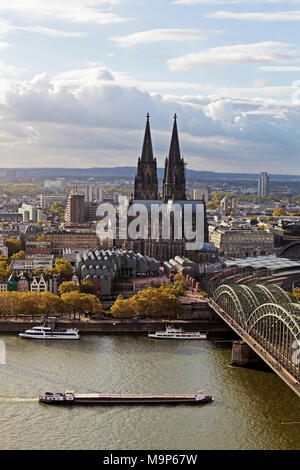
top-left (0, 20), bottom-right (14, 36)
top-left (204, 99), bottom-right (234, 122)
top-left (0, 0), bottom-right (127, 24)
top-left (110, 29), bottom-right (221, 47)
top-left (253, 78), bottom-right (269, 87)
top-left (167, 42), bottom-right (297, 70)
top-left (0, 19), bottom-right (87, 38)
top-left (259, 66), bottom-right (300, 72)
top-left (1, 68), bottom-right (300, 173)
top-left (52, 66), bottom-right (299, 100)
top-left (0, 60), bottom-right (23, 78)
top-left (0, 41), bottom-right (10, 51)
top-left (206, 10), bottom-right (300, 21)
top-left (19, 26), bottom-right (87, 38)
top-left (174, 0), bottom-right (300, 3)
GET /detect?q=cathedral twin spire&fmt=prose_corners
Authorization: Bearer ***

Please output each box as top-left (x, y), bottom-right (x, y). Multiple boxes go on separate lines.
top-left (134, 114), bottom-right (186, 201)
top-left (134, 113), bottom-right (158, 200)
top-left (163, 113), bottom-right (186, 201)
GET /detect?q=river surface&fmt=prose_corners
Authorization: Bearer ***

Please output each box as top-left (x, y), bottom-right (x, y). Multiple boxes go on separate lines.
top-left (0, 334), bottom-right (299, 450)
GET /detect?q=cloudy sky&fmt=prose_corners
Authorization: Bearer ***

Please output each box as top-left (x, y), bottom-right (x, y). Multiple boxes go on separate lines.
top-left (0, 0), bottom-right (300, 173)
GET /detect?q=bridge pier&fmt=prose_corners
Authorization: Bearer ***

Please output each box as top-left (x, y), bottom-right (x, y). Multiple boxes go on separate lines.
top-left (231, 341), bottom-right (262, 366)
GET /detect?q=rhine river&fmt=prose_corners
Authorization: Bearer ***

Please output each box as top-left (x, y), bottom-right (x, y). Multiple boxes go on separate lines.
top-left (0, 334), bottom-right (299, 450)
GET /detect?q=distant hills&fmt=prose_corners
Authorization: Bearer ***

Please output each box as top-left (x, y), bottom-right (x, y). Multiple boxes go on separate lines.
top-left (1, 167), bottom-right (300, 181)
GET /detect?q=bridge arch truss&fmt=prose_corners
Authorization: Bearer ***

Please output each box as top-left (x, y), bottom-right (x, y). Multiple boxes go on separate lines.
top-left (214, 284), bottom-right (300, 381)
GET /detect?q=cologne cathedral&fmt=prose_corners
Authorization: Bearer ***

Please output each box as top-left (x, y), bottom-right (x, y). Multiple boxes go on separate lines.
top-left (124, 114), bottom-right (209, 261)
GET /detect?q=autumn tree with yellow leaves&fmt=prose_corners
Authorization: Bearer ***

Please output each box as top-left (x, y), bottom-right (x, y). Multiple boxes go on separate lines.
top-left (11, 251), bottom-right (26, 260)
top-left (0, 291), bottom-right (102, 319)
top-left (5, 239), bottom-right (22, 257)
top-left (0, 255), bottom-right (11, 280)
top-left (58, 281), bottom-right (80, 296)
top-left (46, 258), bottom-right (73, 281)
top-left (111, 284), bottom-right (182, 319)
top-left (61, 292), bottom-right (102, 319)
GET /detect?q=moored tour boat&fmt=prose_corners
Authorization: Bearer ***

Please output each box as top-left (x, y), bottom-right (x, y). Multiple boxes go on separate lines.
top-left (39, 390), bottom-right (213, 405)
top-left (19, 324), bottom-right (80, 340)
top-left (148, 325), bottom-right (206, 340)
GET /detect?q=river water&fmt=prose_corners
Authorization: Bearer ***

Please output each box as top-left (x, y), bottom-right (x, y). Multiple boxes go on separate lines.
top-left (0, 334), bottom-right (299, 450)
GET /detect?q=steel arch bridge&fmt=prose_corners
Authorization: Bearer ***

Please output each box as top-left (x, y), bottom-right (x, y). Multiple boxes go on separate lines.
top-left (212, 284), bottom-right (300, 394)
top-left (279, 241), bottom-right (300, 260)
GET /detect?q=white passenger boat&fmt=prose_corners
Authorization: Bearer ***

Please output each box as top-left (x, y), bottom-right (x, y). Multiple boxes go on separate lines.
top-left (148, 325), bottom-right (207, 340)
top-left (19, 324), bottom-right (80, 340)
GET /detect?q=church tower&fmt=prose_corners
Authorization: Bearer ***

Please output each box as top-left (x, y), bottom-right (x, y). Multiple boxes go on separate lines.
top-left (134, 113), bottom-right (158, 200)
top-left (163, 114), bottom-right (186, 201)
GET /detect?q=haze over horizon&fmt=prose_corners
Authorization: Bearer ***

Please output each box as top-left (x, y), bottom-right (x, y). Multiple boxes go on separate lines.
top-left (0, 1), bottom-right (299, 173)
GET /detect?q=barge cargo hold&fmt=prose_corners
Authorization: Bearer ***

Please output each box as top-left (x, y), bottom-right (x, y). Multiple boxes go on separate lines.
top-left (39, 390), bottom-right (213, 405)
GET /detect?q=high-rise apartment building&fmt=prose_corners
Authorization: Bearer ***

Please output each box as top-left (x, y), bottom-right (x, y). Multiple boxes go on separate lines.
top-left (258, 172), bottom-right (270, 197)
top-left (65, 191), bottom-right (85, 224)
top-left (193, 188), bottom-right (209, 203)
top-left (85, 184), bottom-right (104, 203)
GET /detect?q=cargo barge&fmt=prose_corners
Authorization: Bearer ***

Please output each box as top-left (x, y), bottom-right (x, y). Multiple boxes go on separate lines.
top-left (39, 390), bottom-right (213, 405)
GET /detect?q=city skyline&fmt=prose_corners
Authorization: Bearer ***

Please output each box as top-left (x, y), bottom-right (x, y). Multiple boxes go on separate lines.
top-left (0, 1), bottom-right (299, 172)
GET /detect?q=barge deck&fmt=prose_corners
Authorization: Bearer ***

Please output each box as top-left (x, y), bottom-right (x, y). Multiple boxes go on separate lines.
top-left (39, 391), bottom-right (213, 405)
